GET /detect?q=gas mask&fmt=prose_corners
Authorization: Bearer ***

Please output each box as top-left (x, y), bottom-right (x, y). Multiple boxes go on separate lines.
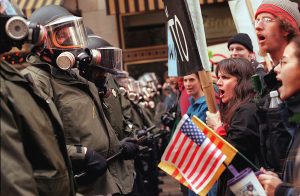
top-left (79, 46), bottom-right (122, 76)
top-left (39, 15), bottom-right (101, 70)
top-left (55, 48), bottom-right (101, 70)
top-left (0, 0), bottom-right (46, 54)
top-left (127, 79), bottom-right (141, 104)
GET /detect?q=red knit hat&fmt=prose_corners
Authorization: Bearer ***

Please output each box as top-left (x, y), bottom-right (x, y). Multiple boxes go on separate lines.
top-left (255, 0), bottom-right (300, 32)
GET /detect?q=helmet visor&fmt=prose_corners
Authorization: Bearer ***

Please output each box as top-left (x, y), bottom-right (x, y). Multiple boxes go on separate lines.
top-left (94, 47), bottom-right (123, 74)
top-left (127, 79), bottom-right (140, 93)
top-left (45, 15), bottom-right (87, 50)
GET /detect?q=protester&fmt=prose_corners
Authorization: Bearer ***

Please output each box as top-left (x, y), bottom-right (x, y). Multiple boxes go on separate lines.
top-left (253, 0), bottom-right (300, 175)
top-left (259, 35), bottom-right (300, 196)
top-left (206, 58), bottom-right (262, 196)
top-left (21, 5), bottom-right (134, 195)
top-left (183, 72), bottom-right (218, 196)
top-left (0, 1), bottom-right (75, 195)
top-left (255, 0), bottom-right (300, 66)
top-left (228, 33), bottom-right (255, 61)
top-left (184, 72), bottom-right (207, 121)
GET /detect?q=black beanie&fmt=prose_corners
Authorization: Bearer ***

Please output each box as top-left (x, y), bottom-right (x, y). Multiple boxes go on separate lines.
top-left (227, 33), bottom-right (253, 52)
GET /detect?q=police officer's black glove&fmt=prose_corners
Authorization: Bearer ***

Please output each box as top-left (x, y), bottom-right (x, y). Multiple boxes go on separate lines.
top-left (137, 129), bottom-right (147, 138)
top-left (120, 137), bottom-right (139, 160)
top-left (84, 149), bottom-right (107, 177)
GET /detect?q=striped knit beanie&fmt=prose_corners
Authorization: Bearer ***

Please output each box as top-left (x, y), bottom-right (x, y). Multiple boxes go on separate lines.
top-left (255, 0), bottom-right (300, 32)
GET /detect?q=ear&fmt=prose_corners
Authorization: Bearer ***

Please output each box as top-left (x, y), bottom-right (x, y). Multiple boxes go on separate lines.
top-left (249, 53), bottom-right (256, 61)
top-left (283, 30), bottom-right (289, 37)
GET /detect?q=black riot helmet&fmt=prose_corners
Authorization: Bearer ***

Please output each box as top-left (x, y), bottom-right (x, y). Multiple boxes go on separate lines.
top-left (30, 5), bottom-right (89, 70)
top-left (30, 5), bottom-right (72, 26)
top-left (0, 0), bottom-right (46, 54)
top-left (85, 34), bottom-right (123, 75)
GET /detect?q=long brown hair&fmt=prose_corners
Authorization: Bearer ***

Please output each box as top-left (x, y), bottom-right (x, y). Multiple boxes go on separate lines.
top-left (216, 58), bottom-right (256, 128)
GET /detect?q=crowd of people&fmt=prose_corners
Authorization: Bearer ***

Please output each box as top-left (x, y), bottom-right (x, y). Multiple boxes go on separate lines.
top-left (1, 0), bottom-right (300, 196)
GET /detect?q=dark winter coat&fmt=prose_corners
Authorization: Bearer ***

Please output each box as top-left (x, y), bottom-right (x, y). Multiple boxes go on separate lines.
top-left (217, 102), bottom-right (263, 196)
top-left (0, 60), bottom-right (75, 195)
top-left (275, 93), bottom-right (300, 196)
top-left (22, 55), bottom-right (134, 195)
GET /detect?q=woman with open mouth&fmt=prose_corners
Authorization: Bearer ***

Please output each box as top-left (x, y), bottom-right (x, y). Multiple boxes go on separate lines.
top-left (258, 35), bottom-right (300, 196)
top-left (206, 58), bottom-right (263, 196)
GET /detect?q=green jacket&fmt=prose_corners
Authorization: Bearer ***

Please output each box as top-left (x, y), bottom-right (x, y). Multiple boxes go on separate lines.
top-left (0, 60), bottom-right (75, 196)
top-left (102, 74), bottom-right (137, 139)
top-left (23, 55), bottom-right (134, 195)
top-left (130, 101), bottom-right (157, 132)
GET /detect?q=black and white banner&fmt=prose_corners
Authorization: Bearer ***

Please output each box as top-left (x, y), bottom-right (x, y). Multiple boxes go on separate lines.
top-left (164, 0), bottom-right (211, 76)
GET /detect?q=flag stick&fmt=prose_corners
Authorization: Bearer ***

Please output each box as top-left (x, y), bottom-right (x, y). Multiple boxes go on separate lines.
top-left (222, 151), bottom-right (259, 172)
top-left (237, 151), bottom-right (259, 171)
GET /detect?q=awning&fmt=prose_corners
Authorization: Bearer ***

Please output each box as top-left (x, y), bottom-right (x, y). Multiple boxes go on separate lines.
top-left (106, 0), bottom-right (226, 15)
top-left (12, 0), bottom-right (63, 18)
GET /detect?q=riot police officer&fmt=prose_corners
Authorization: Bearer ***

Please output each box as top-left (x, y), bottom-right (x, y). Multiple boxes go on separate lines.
top-left (0, 1), bottom-right (75, 195)
top-left (22, 5), bottom-right (134, 195)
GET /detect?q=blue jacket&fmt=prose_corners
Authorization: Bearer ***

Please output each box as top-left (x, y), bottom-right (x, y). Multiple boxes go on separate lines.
top-left (186, 96), bottom-right (208, 122)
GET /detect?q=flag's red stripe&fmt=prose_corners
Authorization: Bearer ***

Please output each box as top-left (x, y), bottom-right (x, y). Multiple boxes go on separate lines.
top-left (182, 145), bottom-right (200, 173)
top-left (186, 141), bottom-right (212, 179)
top-left (195, 153), bottom-right (224, 190)
top-left (179, 176), bottom-right (186, 184)
top-left (177, 140), bottom-right (194, 168)
top-left (172, 168), bottom-right (179, 177)
top-left (202, 128), bottom-right (208, 135)
top-left (191, 146), bottom-right (219, 185)
top-left (206, 130), bottom-right (225, 150)
top-left (165, 131), bottom-right (182, 161)
top-left (171, 135), bottom-right (188, 163)
top-left (217, 140), bottom-right (224, 149)
top-left (209, 135), bottom-right (216, 143)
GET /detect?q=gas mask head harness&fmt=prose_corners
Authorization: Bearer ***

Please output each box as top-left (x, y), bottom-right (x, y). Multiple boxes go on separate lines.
top-left (0, 0), bottom-right (46, 54)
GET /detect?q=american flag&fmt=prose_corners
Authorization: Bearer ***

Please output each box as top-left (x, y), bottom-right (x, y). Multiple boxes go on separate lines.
top-left (160, 114), bottom-right (227, 194)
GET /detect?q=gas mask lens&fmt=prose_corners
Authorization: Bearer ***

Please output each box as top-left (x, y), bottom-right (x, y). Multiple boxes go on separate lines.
top-left (45, 15), bottom-right (87, 50)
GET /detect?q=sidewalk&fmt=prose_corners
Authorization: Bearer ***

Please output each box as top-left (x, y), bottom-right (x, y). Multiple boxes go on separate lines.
top-left (159, 173), bottom-right (184, 196)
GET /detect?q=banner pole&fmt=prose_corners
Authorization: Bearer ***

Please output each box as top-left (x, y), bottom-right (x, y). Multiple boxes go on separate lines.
top-left (198, 70), bottom-right (217, 113)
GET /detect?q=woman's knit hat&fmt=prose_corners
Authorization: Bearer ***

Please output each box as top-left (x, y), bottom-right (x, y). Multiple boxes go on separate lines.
top-left (255, 0), bottom-right (300, 32)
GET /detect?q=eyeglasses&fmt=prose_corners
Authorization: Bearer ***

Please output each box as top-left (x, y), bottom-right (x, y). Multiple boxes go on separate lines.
top-left (254, 17), bottom-right (277, 26)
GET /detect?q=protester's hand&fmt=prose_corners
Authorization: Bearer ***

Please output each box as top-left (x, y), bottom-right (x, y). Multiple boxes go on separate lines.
top-left (258, 169), bottom-right (282, 196)
top-left (206, 111), bottom-right (222, 131)
top-left (120, 137), bottom-right (139, 160)
top-left (260, 167), bottom-right (279, 177)
top-left (84, 149), bottom-right (107, 177)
